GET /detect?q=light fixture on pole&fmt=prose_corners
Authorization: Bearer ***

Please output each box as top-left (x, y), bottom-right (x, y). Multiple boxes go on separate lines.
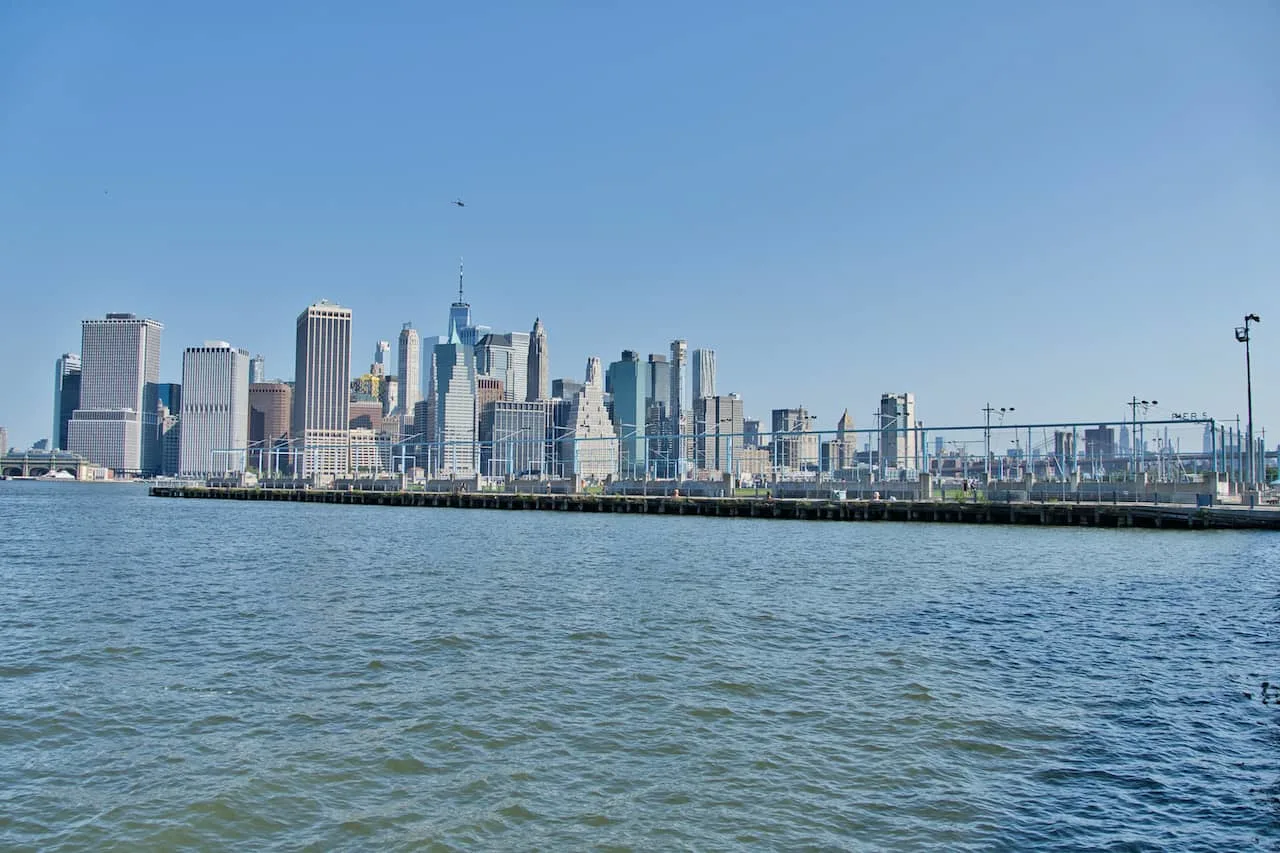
top-left (1235, 313), bottom-right (1260, 490)
top-left (982, 403), bottom-right (1014, 481)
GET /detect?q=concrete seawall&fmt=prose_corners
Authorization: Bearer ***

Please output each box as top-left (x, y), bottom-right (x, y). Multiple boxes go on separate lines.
top-left (148, 487), bottom-right (1280, 531)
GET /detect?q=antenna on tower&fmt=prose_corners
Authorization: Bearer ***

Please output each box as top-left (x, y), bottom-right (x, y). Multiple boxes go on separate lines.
top-left (458, 257), bottom-right (464, 303)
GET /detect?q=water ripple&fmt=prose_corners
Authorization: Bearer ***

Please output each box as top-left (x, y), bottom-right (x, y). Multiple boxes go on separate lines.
top-left (1, 482), bottom-right (1278, 851)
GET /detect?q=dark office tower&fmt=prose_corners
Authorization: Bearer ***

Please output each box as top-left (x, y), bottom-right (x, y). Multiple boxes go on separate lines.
top-left (52, 353), bottom-right (82, 451)
top-left (605, 351), bottom-right (648, 476)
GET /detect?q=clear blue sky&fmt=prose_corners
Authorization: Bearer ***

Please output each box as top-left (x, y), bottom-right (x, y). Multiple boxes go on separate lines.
top-left (1, 1), bottom-right (1276, 449)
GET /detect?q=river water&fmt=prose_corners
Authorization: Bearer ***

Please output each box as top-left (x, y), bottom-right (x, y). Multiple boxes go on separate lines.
top-left (2, 482), bottom-right (1278, 850)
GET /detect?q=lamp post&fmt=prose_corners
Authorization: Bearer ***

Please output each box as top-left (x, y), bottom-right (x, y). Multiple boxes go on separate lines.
top-left (1235, 314), bottom-right (1261, 490)
top-left (1127, 397), bottom-right (1157, 478)
top-left (982, 403), bottom-right (1014, 482)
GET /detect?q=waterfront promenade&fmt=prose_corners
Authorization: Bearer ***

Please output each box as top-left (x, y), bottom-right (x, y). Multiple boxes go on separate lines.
top-left (150, 486), bottom-right (1280, 531)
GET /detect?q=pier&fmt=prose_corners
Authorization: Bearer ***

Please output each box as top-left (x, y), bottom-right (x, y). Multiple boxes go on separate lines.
top-left (149, 486), bottom-right (1280, 531)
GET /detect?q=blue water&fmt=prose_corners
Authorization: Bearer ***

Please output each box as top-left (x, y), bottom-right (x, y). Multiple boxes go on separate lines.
top-left (2, 482), bottom-right (1278, 850)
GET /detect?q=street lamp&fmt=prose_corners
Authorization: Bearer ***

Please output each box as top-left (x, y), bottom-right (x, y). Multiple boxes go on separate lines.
top-left (1127, 397), bottom-right (1158, 477)
top-left (982, 403), bottom-right (1014, 481)
top-left (1235, 313), bottom-right (1261, 490)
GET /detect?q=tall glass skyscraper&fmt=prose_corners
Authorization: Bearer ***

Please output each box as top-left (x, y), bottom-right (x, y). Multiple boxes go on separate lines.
top-left (433, 326), bottom-right (478, 476)
top-left (446, 261), bottom-right (490, 348)
top-left (606, 351), bottom-right (648, 476)
top-left (67, 313), bottom-right (163, 475)
top-left (293, 300), bottom-right (352, 479)
top-left (52, 353), bottom-right (81, 451)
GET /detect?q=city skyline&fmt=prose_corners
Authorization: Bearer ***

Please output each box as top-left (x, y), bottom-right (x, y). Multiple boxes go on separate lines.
top-left (3, 291), bottom-right (1276, 458)
top-left (1, 5), bottom-right (1277, 447)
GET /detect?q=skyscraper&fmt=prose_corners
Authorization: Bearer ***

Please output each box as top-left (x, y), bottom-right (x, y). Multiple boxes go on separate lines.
top-left (526, 318), bottom-right (549, 402)
top-left (643, 353), bottom-right (674, 475)
top-left (552, 378), bottom-right (583, 400)
top-left (692, 348), bottom-right (716, 401)
top-left (249, 382), bottom-right (292, 472)
top-left (829, 409), bottom-right (857, 471)
top-left (479, 400), bottom-right (552, 478)
top-left (67, 313), bottom-right (163, 475)
top-left (878, 392), bottom-right (918, 472)
top-left (694, 394), bottom-right (744, 474)
top-left (560, 357), bottom-right (617, 480)
top-left (293, 300), bottom-right (352, 479)
top-left (398, 323), bottom-right (421, 418)
top-left (381, 375), bottom-right (399, 418)
top-left (475, 332), bottom-right (530, 403)
top-left (249, 354), bottom-right (265, 384)
top-left (156, 381), bottom-right (182, 476)
top-left (669, 340), bottom-right (688, 474)
top-left (373, 340), bottom-right (390, 374)
top-left (647, 354), bottom-right (671, 414)
top-left (52, 353), bottom-right (81, 451)
top-left (433, 325), bottom-right (478, 476)
top-left (179, 342), bottom-right (250, 477)
top-left (771, 407), bottom-right (819, 471)
top-left (476, 377), bottom-right (506, 433)
top-left (606, 350), bottom-right (648, 475)
top-left (446, 260), bottom-right (490, 347)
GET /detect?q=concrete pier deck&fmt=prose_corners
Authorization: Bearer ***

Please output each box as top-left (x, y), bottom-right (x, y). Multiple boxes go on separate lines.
top-left (148, 486), bottom-right (1280, 531)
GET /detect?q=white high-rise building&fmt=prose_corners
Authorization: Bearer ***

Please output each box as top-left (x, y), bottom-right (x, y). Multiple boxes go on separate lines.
top-left (68, 313), bottom-right (163, 475)
top-left (179, 342), bottom-right (250, 477)
top-left (692, 348), bottom-right (716, 401)
top-left (560, 356), bottom-right (618, 480)
top-left (433, 327), bottom-right (478, 476)
top-left (293, 300), bottom-right (352, 479)
top-left (398, 323), bottom-right (421, 418)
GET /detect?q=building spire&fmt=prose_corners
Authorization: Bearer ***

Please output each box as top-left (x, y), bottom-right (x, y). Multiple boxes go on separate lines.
top-left (457, 257), bottom-right (465, 304)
